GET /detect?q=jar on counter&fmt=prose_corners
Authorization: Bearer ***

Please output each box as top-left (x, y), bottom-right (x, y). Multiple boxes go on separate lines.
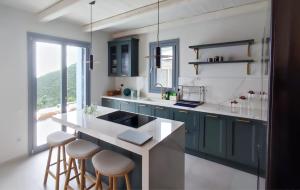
top-left (239, 96), bottom-right (247, 109)
top-left (231, 100), bottom-right (239, 113)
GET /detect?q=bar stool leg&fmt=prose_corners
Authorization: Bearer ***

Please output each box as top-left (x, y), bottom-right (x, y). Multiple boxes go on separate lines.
top-left (62, 145), bottom-right (67, 174)
top-left (80, 159), bottom-right (86, 190)
top-left (95, 171), bottom-right (103, 190)
top-left (43, 147), bottom-right (53, 185)
top-left (109, 177), bottom-right (113, 190)
top-left (73, 159), bottom-right (80, 185)
top-left (64, 157), bottom-right (73, 190)
top-left (55, 146), bottom-right (61, 190)
top-left (125, 174), bottom-right (131, 190)
top-left (112, 177), bottom-right (117, 190)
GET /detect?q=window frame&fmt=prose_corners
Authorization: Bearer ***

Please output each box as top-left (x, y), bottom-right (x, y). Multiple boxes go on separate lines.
top-left (149, 39), bottom-right (179, 93)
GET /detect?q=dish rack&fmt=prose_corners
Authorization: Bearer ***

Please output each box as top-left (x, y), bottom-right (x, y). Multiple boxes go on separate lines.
top-left (174, 85), bottom-right (206, 108)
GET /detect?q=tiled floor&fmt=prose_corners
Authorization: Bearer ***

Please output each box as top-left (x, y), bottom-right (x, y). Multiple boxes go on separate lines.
top-left (0, 151), bottom-right (265, 190)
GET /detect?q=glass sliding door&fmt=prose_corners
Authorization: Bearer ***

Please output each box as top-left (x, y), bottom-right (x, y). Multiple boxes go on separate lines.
top-left (35, 41), bottom-right (63, 148)
top-left (28, 33), bottom-right (90, 154)
top-left (65, 45), bottom-right (88, 134)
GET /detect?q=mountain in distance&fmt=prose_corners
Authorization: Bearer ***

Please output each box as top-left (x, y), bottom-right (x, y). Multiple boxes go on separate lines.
top-left (37, 64), bottom-right (76, 110)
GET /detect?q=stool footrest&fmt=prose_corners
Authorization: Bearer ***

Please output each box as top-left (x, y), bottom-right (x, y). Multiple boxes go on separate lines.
top-left (86, 183), bottom-right (96, 190)
top-left (50, 159), bottom-right (67, 166)
top-left (69, 173), bottom-right (81, 181)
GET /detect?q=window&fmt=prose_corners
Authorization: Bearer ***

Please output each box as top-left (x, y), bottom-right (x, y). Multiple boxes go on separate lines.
top-left (149, 39), bottom-right (179, 93)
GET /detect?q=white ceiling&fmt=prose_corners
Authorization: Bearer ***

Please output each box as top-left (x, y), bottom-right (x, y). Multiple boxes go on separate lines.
top-left (0, 0), bottom-right (265, 33)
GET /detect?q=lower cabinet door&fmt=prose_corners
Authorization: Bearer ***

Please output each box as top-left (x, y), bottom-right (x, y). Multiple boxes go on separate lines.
top-left (136, 104), bottom-right (152, 116)
top-left (102, 98), bottom-right (120, 109)
top-left (102, 98), bottom-right (114, 108)
top-left (199, 113), bottom-right (226, 158)
top-left (185, 129), bottom-right (199, 151)
top-left (120, 101), bottom-right (136, 112)
top-left (172, 109), bottom-right (199, 152)
top-left (226, 118), bottom-right (257, 167)
top-left (256, 122), bottom-right (267, 173)
top-left (153, 106), bottom-right (170, 119)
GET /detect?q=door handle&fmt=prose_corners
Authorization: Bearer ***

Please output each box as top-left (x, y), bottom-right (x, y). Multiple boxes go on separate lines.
top-left (179, 110), bottom-right (188, 114)
top-left (236, 119), bottom-right (251, 123)
top-left (206, 114), bottom-right (218, 118)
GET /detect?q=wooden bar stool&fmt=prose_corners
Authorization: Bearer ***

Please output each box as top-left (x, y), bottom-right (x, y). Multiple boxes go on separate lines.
top-left (92, 150), bottom-right (135, 190)
top-left (64, 139), bottom-right (100, 190)
top-left (44, 131), bottom-right (78, 190)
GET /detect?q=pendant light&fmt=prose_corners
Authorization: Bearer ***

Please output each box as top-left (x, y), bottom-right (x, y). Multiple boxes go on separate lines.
top-left (145, 0), bottom-right (171, 69)
top-left (156, 0), bottom-right (161, 68)
top-left (88, 1), bottom-right (95, 70)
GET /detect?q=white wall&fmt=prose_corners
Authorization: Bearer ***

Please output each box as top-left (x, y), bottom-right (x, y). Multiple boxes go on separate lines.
top-left (114, 10), bottom-right (269, 104)
top-left (0, 4), bottom-right (112, 164)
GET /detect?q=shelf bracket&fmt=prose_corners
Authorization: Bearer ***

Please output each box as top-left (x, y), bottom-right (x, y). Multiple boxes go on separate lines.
top-left (194, 64), bottom-right (199, 75)
top-left (194, 49), bottom-right (199, 60)
top-left (247, 62), bottom-right (251, 75)
top-left (247, 44), bottom-right (251, 57)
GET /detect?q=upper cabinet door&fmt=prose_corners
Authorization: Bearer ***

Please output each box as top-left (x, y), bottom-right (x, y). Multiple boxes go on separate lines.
top-left (108, 42), bottom-right (118, 76)
top-left (120, 42), bottom-right (131, 76)
top-left (108, 38), bottom-right (139, 77)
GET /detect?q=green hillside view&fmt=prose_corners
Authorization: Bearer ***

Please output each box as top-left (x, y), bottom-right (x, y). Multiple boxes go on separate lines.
top-left (37, 64), bottom-right (76, 110)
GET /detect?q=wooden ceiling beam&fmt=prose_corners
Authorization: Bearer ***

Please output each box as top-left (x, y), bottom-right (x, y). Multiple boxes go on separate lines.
top-left (112, 1), bottom-right (268, 38)
top-left (38, 0), bottom-right (82, 22)
top-left (83, 0), bottom-right (187, 32)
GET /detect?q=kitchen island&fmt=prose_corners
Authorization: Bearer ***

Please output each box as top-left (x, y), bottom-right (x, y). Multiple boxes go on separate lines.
top-left (52, 106), bottom-right (185, 190)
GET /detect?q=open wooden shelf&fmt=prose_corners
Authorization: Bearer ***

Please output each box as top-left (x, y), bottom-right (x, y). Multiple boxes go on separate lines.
top-left (189, 60), bottom-right (254, 65)
top-left (189, 39), bottom-right (255, 50)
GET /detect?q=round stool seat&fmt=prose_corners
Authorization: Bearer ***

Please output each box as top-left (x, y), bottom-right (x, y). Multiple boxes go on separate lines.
top-left (92, 150), bottom-right (135, 176)
top-left (66, 139), bottom-right (99, 159)
top-left (47, 131), bottom-right (76, 147)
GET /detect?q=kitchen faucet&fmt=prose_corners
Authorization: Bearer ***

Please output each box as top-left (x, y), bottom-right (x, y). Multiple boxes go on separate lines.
top-left (155, 83), bottom-right (165, 100)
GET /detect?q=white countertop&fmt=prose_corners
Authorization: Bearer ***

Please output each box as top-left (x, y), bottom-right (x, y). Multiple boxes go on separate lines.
top-left (52, 106), bottom-right (184, 156)
top-left (102, 96), bottom-right (268, 121)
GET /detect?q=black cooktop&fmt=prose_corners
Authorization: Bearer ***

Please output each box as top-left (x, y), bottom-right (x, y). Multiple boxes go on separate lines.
top-left (97, 111), bottom-right (156, 128)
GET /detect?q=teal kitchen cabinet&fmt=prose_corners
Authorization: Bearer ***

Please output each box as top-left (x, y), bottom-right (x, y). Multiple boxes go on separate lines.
top-left (199, 113), bottom-right (227, 158)
top-left (152, 106), bottom-right (171, 119)
top-left (108, 38), bottom-right (139, 77)
top-left (256, 121), bottom-right (267, 172)
top-left (172, 109), bottom-right (199, 151)
top-left (120, 101), bottom-right (136, 112)
top-left (136, 103), bottom-right (153, 116)
top-left (226, 118), bottom-right (260, 167)
top-left (102, 98), bottom-right (120, 109)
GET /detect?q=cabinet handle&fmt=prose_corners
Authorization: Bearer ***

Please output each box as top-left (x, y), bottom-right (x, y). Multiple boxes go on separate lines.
top-left (121, 75), bottom-right (127, 77)
top-left (138, 104), bottom-right (146, 107)
top-left (122, 102), bottom-right (130, 104)
top-left (179, 110), bottom-right (188, 114)
top-left (236, 119), bottom-right (251, 123)
top-left (155, 107), bottom-right (164, 110)
top-left (206, 114), bottom-right (218, 118)
top-left (185, 129), bottom-right (189, 134)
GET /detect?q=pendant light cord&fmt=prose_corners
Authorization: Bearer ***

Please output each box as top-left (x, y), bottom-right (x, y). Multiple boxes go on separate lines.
top-left (157, 0), bottom-right (160, 47)
top-left (90, 1), bottom-right (95, 54)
